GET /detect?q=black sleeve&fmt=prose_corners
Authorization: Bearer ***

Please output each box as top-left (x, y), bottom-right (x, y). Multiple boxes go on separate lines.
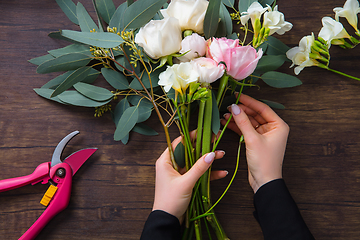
top-left (140, 210), bottom-right (181, 240)
top-left (253, 179), bottom-right (315, 240)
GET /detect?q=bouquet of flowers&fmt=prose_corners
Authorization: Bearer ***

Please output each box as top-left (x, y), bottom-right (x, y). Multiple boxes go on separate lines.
top-left (29, 0), bottom-right (301, 238)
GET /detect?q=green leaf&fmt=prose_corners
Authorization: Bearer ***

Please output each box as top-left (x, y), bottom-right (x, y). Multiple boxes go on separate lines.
top-left (239, 0), bottom-right (256, 13)
top-left (41, 71), bottom-right (74, 89)
top-left (33, 88), bottom-right (65, 104)
top-left (28, 54), bottom-right (54, 66)
top-left (221, 0), bottom-right (235, 8)
top-left (128, 95), bottom-right (153, 108)
top-left (204, 0), bottom-right (221, 39)
top-left (57, 90), bottom-right (112, 107)
top-left (174, 142), bottom-right (185, 168)
top-left (114, 98), bottom-right (130, 125)
top-left (48, 44), bottom-right (92, 58)
top-left (109, 2), bottom-right (127, 31)
top-left (81, 68), bottom-right (101, 84)
top-left (132, 123), bottom-right (158, 136)
top-left (211, 91), bottom-right (220, 135)
top-left (261, 71), bottom-right (302, 88)
top-left (127, 0), bottom-right (134, 6)
top-left (255, 55), bottom-right (286, 73)
top-left (129, 68), bottom-right (162, 90)
top-left (259, 0), bottom-right (275, 7)
top-left (61, 30), bottom-right (124, 48)
top-left (48, 31), bottom-right (79, 43)
top-left (215, 3), bottom-right (233, 37)
top-left (56, 0), bottom-right (78, 25)
top-left (36, 53), bottom-right (91, 74)
top-left (136, 106), bottom-right (152, 123)
top-left (265, 36), bottom-right (291, 56)
top-left (73, 82), bottom-right (114, 101)
top-left (101, 68), bottom-right (129, 90)
top-left (120, 134), bottom-right (129, 144)
top-left (52, 66), bottom-right (92, 97)
top-left (121, 0), bottom-right (167, 30)
top-left (95, 0), bottom-right (116, 24)
top-left (114, 106), bottom-right (139, 141)
top-left (261, 99), bottom-right (285, 109)
top-left (77, 2), bottom-right (99, 32)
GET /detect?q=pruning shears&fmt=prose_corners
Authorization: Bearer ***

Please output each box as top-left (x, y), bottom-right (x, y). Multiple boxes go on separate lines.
top-left (0, 131), bottom-right (97, 240)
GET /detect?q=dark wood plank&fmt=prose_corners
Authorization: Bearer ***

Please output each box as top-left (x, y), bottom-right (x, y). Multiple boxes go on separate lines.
top-left (1, 0), bottom-right (360, 239)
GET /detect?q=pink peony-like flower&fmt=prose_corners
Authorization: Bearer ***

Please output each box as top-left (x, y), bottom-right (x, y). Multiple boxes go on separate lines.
top-left (206, 37), bottom-right (263, 80)
top-left (190, 57), bottom-right (225, 83)
top-left (178, 33), bottom-right (207, 62)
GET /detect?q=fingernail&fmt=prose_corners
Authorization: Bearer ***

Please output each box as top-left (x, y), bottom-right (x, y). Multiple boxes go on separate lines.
top-left (223, 113), bottom-right (230, 118)
top-left (224, 170), bottom-right (229, 176)
top-left (204, 152), bottom-right (215, 164)
top-left (217, 150), bottom-right (225, 156)
top-left (231, 104), bottom-right (241, 116)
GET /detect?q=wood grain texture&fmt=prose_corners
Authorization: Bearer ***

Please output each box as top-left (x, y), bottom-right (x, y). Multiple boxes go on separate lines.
top-left (1, 0), bottom-right (360, 239)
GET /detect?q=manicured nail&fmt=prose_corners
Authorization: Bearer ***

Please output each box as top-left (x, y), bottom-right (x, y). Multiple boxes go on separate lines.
top-left (231, 104), bottom-right (241, 116)
top-left (223, 113), bottom-right (230, 119)
top-left (217, 150), bottom-right (225, 156)
top-left (224, 170), bottom-right (229, 176)
top-left (204, 152), bottom-right (215, 164)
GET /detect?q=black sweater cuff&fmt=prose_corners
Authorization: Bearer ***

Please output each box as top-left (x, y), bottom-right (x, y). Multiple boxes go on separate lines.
top-left (140, 210), bottom-right (181, 240)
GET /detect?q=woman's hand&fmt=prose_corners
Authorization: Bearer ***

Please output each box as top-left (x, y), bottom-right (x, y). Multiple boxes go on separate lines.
top-left (152, 136), bottom-right (226, 222)
top-left (221, 94), bottom-right (289, 193)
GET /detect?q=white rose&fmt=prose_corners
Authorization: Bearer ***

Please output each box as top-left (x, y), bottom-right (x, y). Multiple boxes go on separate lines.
top-left (158, 62), bottom-right (199, 93)
top-left (286, 34), bottom-right (318, 75)
top-left (190, 57), bottom-right (225, 83)
top-left (240, 1), bottom-right (270, 27)
top-left (135, 17), bottom-right (182, 59)
top-left (334, 0), bottom-right (360, 32)
top-left (160, 0), bottom-right (208, 34)
top-left (263, 5), bottom-right (292, 35)
top-left (178, 33), bottom-right (207, 62)
top-left (318, 17), bottom-right (351, 45)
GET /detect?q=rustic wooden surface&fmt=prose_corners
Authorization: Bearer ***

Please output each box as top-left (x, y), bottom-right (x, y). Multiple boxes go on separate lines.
top-left (1, 0), bottom-right (360, 239)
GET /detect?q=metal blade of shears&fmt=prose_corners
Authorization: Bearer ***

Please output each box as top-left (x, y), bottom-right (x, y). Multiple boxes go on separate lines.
top-left (63, 148), bottom-right (97, 175)
top-left (51, 131), bottom-right (80, 167)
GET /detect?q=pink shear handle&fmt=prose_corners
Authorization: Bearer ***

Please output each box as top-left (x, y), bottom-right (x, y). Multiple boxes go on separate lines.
top-left (19, 163), bottom-right (73, 240)
top-left (0, 162), bottom-right (50, 193)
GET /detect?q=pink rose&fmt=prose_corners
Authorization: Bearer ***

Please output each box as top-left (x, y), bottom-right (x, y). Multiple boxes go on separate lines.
top-left (190, 57), bottom-right (225, 83)
top-left (178, 33), bottom-right (207, 62)
top-left (206, 37), bottom-right (263, 80)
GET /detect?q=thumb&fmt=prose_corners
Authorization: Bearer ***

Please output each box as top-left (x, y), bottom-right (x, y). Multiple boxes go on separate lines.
top-left (183, 152), bottom-right (215, 186)
top-left (230, 104), bottom-right (257, 140)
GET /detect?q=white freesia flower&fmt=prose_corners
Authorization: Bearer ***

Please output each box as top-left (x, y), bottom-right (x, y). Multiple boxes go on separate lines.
top-left (160, 0), bottom-right (208, 34)
top-left (240, 1), bottom-right (269, 27)
top-left (334, 0), bottom-right (360, 32)
top-left (286, 34), bottom-right (318, 75)
top-left (318, 17), bottom-right (351, 45)
top-left (178, 33), bottom-right (207, 62)
top-left (135, 17), bottom-right (182, 59)
top-left (263, 5), bottom-right (292, 35)
top-left (158, 62), bottom-right (199, 93)
top-left (190, 57), bottom-right (225, 83)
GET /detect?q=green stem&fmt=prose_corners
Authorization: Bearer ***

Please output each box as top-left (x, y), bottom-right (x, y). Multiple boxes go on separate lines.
top-left (325, 67), bottom-right (360, 81)
top-left (196, 101), bottom-right (206, 160)
top-left (216, 74), bottom-right (229, 107)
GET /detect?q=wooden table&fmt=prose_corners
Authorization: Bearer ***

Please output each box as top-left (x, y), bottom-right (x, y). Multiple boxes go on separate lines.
top-left (1, 0), bottom-right (359, 239)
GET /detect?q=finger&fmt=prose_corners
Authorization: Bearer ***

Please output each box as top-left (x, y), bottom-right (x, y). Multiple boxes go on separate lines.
top-left (223, 111), bottom-right (260, 131)
top-left (220, 119), bottom-right (242, 135)
top-left (237, 94), bottom-right (282, 123)
top-left (238, 104), bottom-right (267, 125)
top-left (230, 103), bottom-right (258, 140)
top-left (210, 170), bottom-right (228, 181)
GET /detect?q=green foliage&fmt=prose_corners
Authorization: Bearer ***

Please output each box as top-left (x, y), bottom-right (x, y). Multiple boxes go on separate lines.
top-left (114, 106), bottom-right (139, 141)
top-left (211, 91), bottom-right (220, 135)
top-left (264, 36), bottom-right (291, 56)
top-left (101, 68), bottom-right (129, 90)
top-left (36, 53), bottom-right (91, 74)
top-left (95, 0), bottom-right (116, 24)
top-left (221, 0), bottom-right (235, 8)
top-left (109, 2), bottom-right (127, 31)
top-left (73, 82), bottom-right (114, 101)
top-left (58, 90), bottom-right (112, 107)
top-left (239, 0), bottom-right (257, 13)
top-left (28, 54), bottom-right (54, 66)
top-left (255, 55), bottom-right (287, 73)
top-left (77, 2), bottom-right (99, 32)
top-left (174, 142), bottom-right (185, 168)
top-left (261, 71), bottom-right (302, 88)
top-left (56, 0), bottom-right (78, 25)
top-left (132, 123), bottom-right (158, 136)
top-left (48, 44), bottom-right (92, 58)
top-left (61, 30), bottom-right (124, 48)
top-left (204, 0), bottom-right (221, 39)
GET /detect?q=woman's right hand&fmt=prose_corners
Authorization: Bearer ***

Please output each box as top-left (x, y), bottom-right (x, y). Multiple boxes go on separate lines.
top-left (221, 94), bottom-right (290, 193)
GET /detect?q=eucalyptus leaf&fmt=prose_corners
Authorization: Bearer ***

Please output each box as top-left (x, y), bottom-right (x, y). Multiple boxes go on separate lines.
top-left (109, 2), bottom-right (127, 31)
top-left (204, 0), bottom-right (221, 39)
top-left (52, 66), bottom-right (92, 97)
top-left (33, 88), bottom-right (65, 104)
top-left (261, 71), bottom-right (302, 88)
top-left (56, 0), bottom-right (79, 25)
top-left (211, 91), bottom-right (220, 135)
top-left (136, 106), bottom-right (152, 123)
top-left (215, 3), bottom-right (233, 37)
top-left (255, 55), bottom-right (286, 73)
top-left (128, 95), bottom-right (153, 108)
top-left (48, 31), bottom-right (79, 43)
top-left (132, 123), bottom-right (158, 136)
top-left (114, 98), bottom-right (130, 125)
top-left (61, 30), bottom-right (124, 48)
top-left (261, 99), bottom-right (285, 109)
top-left (259, 0), bottom-right (275, 7)
top-left (221, 0), bottom-right (235, 8)
top-left (82, 68), bottom-right (100, 84)
top-left (95, 0), bottom-right (116, 24)
top-left (48, 44), bottom-right (92, 58)
top-left (77, 2), bottom-right (99, 32)
top-left (57, 90), bottom-right (112, 107)
top-left (41, 71), bottom-right (74, 89)
top-left (101, 68), bottom-right (129, 90)
top-left (28, 54), bottom-right (54, 66)
top-left (129, 68), bottom-right (162, 90)
top-left (114, 106), bottom-right (139, 141)
top-left (74, 82), bottom-right (114, 101)
top-left (120, 134), bottom-right (129, 144)
top-left (36, 53), bottom-right (91, 74)
top-left (121, 0), bottom-right (167, 30)
top-left (127, 0), bottom-right (134, 6)
top-left (239, 0), bottom-right (256, 13)
top-left (265, 36), bottom-right (291, 56)
top-left (174, 142), bottom-right (185, 168)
